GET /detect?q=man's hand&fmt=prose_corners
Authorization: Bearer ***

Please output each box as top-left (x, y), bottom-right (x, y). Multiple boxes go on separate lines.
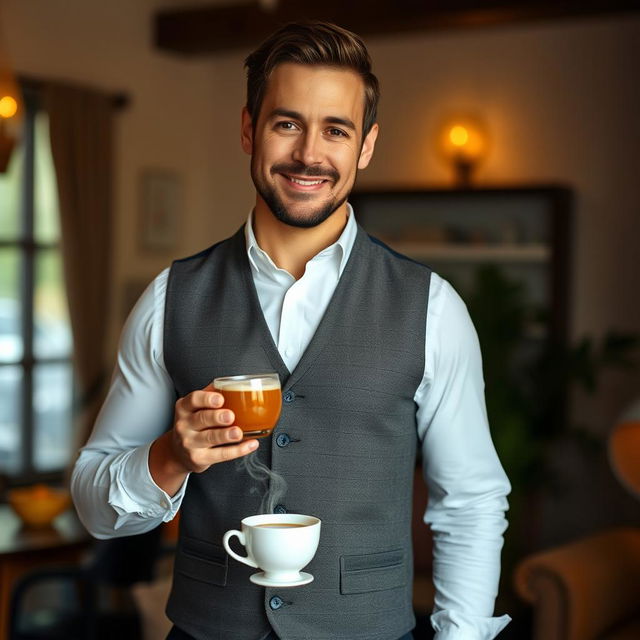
top-left (149, 383), bottom-right (259, 496)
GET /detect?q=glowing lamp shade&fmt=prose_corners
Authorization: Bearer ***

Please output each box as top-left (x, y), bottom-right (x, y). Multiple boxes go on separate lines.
top-left (609, 399), bottom-right (640, 501)
top-left (0, 93), bottom-right (19, 173)
top-left (438, 114), bottom-right (489, 187)
top-left (0, 94), bottom-right (17, 119)
top-left (0, 46), bottom-right (22, 172)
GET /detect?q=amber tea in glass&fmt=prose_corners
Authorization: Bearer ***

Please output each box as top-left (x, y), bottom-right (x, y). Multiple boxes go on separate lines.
top-left (213, 373), bottom-right (282, 438)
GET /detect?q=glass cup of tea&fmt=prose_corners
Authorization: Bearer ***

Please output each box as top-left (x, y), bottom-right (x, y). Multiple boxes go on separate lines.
top-left (212, 372), bottom-right (282, 439)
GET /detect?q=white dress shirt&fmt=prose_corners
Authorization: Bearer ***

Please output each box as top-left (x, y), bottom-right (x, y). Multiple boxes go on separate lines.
top-left (71, 206), bottom-right (511, 639)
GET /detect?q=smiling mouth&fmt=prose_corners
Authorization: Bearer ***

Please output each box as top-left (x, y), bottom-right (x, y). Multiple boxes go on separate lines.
top-left (282, 174), bottom-right (329, 188)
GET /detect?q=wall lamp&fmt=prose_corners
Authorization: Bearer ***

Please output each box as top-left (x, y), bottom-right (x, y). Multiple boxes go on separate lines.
top-left (438, 113), bottom-right (489, 188)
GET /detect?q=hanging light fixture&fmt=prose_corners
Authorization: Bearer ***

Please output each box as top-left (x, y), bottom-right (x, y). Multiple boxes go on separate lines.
top-left (0, 8), bottom-right (20, 173)
top-left (0, 88), bottom-right (19, 173)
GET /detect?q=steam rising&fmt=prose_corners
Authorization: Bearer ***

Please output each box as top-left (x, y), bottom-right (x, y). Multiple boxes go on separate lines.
top-left (236, 453), bottom-right (288, 514)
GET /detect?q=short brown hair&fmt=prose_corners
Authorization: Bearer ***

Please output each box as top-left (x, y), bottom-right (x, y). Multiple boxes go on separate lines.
top-left (244, 21), bottom-right (380, 137)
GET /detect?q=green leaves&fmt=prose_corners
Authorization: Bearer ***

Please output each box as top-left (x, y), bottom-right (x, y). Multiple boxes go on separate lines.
top-left (464, 264), bottom-right (639, 493)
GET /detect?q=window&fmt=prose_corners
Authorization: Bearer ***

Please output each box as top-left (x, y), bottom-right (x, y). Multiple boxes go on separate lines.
top-left (0, 87), bottom-right (74, 483)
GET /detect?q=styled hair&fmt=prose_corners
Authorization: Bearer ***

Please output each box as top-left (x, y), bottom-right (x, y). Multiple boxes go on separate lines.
top-left (244, 21), bottom-right (380, 137)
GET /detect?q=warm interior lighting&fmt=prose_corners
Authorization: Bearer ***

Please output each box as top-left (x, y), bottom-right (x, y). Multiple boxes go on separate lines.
top-left (258, 0), bottom-right (279, 11)
top-left (0, 75), bottom-right (21, 173)
top-left (0, 81), bottom-right (20, 175)
top-left (610, 419), bottom-right (640, 500)
top-left (438, 114), bottom-right (489, 188)
top-left (449, 125), bottom-right (469, 147)
top-left (0, 92), bottom-right (18, 172)
top-left (0, 94), bottom-right (17, 118)
top-left (1, 6), bottom-right (22, 171)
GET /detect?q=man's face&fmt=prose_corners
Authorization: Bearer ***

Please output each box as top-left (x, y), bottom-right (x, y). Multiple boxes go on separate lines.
top-left (241, 63), bottom-right (378, 228)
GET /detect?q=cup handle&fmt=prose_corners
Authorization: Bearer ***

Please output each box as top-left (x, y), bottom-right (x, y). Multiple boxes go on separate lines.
top-left (223, 529), bottom-right (258, 568)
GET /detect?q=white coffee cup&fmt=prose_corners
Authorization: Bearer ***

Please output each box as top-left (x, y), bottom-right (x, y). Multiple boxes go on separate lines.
top-left (222, 513), bottom-right (321, 586)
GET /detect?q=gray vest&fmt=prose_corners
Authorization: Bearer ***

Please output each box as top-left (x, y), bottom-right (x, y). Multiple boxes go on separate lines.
top-left (163, 224), bottom-right (431, 640)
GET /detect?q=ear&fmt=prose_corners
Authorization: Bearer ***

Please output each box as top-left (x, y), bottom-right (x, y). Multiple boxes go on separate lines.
top-left (241, 107), bottom-right (254, 155)
top-left (357, 123), bottom-right (379, 170)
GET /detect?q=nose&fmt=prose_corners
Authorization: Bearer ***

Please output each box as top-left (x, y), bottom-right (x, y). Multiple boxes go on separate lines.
top-left (292, 129), bottom-right (324, 166)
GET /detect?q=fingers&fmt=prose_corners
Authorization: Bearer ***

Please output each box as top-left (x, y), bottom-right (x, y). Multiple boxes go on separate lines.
top-left (207, 439), bottom-right (259, 464)
top-left (196, 408), bottom-right (234, 429)
top-left (193, 425), bottom-right (242, 449)
top-left (171, 387), bottom-right (259, 474)
top-left (174, 409), bottom-right (239, 453)
top-left (177, 389), bottom-right (224, 414)
top-left (175, 391), bottom-right (234, 431)
top-left (177, 434), bottom-right (258, 472)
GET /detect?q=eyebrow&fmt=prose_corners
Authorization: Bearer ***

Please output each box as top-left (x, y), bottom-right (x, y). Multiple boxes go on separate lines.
top-left (268, 108), bottom-right (357, 132)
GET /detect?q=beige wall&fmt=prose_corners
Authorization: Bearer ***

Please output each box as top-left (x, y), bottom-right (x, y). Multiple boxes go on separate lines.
top-left (4, 3), bottom-right (639, 430)
top-left (4, 0), bottom-right (221, 353)
top-left (363, 16), bottom-right (640, 431)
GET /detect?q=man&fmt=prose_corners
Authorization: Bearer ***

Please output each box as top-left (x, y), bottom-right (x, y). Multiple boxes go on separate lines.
top-left (72, 21), bottom-right (511, 640)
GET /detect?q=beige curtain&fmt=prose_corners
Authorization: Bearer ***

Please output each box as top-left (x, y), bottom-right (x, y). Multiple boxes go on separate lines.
top-left (45, 82), bottom-right (113, 447)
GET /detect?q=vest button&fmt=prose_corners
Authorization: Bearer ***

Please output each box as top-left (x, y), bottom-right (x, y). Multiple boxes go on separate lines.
top-left (274, 504), bottom-right (287, 514)
top-left (276, 433), bottom-right (291, 448)
top-left (282, 390), bottom-right (296, 403)
top-left (269, 596), bottom-right (284, 610)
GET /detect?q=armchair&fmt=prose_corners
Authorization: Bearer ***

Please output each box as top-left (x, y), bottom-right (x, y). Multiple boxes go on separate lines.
top-left (513, 527), bottom-right (640, 640)
top-left (513, 408), bottom-right (640, 640)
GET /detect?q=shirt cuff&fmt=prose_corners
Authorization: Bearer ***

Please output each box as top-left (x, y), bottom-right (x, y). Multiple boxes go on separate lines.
top-left (107, 443), bottom-right (188, 529)
top-left (431, 610), bottom-right (511, 640)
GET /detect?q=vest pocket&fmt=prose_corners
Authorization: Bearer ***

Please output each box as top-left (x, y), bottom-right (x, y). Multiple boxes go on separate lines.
top-left (340, 549), bottom-right (406, 594)
top-left (175, 535), bottom-right (229, 586)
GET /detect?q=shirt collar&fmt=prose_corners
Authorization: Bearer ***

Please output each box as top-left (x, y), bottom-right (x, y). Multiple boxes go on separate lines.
top-left (244, 203), bottom-right (357, 279)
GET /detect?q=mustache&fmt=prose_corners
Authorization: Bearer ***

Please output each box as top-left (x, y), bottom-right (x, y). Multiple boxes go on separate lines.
top-left (271, 162), bottom-right (339, 182)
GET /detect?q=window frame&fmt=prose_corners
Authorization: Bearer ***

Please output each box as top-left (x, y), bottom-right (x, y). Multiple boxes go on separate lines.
top-left (0, 84), bottom-right (74, 487)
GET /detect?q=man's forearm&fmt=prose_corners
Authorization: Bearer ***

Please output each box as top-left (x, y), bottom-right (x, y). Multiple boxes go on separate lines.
top-left (149, 431), bottom-right (190, 497)
top-left (427, 499), bottom-right (511, 639)
top-left (71, 445), bottom-right (182, 539)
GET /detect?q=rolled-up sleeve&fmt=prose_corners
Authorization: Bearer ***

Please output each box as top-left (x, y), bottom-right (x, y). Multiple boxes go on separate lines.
top-left (71, 269), bottom-right (189, 539)
top-left (416, 273), bottom-right (511, 639)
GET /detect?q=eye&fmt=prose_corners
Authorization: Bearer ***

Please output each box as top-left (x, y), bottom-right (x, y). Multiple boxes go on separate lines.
top-left (276, 121), bottom-right (298, 131)
top-left (327, 127), bottom-right (348, 138)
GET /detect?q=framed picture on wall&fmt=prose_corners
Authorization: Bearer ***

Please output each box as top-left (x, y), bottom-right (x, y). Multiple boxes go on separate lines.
top-left (138, 169), bottom-right (182, 251)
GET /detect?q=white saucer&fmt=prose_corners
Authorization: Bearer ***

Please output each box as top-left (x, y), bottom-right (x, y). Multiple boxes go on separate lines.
top-left (250, 571), bottom-right (314, 587)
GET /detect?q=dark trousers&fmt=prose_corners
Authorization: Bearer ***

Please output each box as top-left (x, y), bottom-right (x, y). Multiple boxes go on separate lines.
top-left (167, 627), bottom-right (414, 640)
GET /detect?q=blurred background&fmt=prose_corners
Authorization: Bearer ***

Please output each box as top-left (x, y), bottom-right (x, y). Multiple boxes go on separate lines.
top-left (1, 1), bottom-right (639, 639)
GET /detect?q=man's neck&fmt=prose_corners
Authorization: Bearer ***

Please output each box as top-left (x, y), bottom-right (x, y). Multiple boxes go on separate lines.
top-left (252, 202), bottom-right (349, 280)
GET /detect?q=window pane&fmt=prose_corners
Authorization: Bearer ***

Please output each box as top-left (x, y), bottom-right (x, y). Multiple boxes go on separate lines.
top-left (34, 112), bottom-right (61, 243)
top-left (0, 366), bottom-right (23, 474)
top-left (0, 248), bottom-right (23, 363)
top-left (34, 249), bottom-right (72, 359)
top-left (33, 363), bottom-right (73, 471)
top-left (0, 138), bottom-right (24, 240)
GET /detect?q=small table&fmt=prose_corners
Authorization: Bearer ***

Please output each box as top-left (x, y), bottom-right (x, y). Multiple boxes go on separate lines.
top-left (0, 504), bottom-right (91, 640)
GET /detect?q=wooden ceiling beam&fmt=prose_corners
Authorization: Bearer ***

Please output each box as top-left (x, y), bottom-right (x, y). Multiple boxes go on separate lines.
top-left (154, 0), bottom-right (640, 56)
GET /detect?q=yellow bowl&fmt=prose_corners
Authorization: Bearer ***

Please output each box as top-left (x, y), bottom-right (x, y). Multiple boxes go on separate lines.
top-left (8, 484), bottom-right (71, 528)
